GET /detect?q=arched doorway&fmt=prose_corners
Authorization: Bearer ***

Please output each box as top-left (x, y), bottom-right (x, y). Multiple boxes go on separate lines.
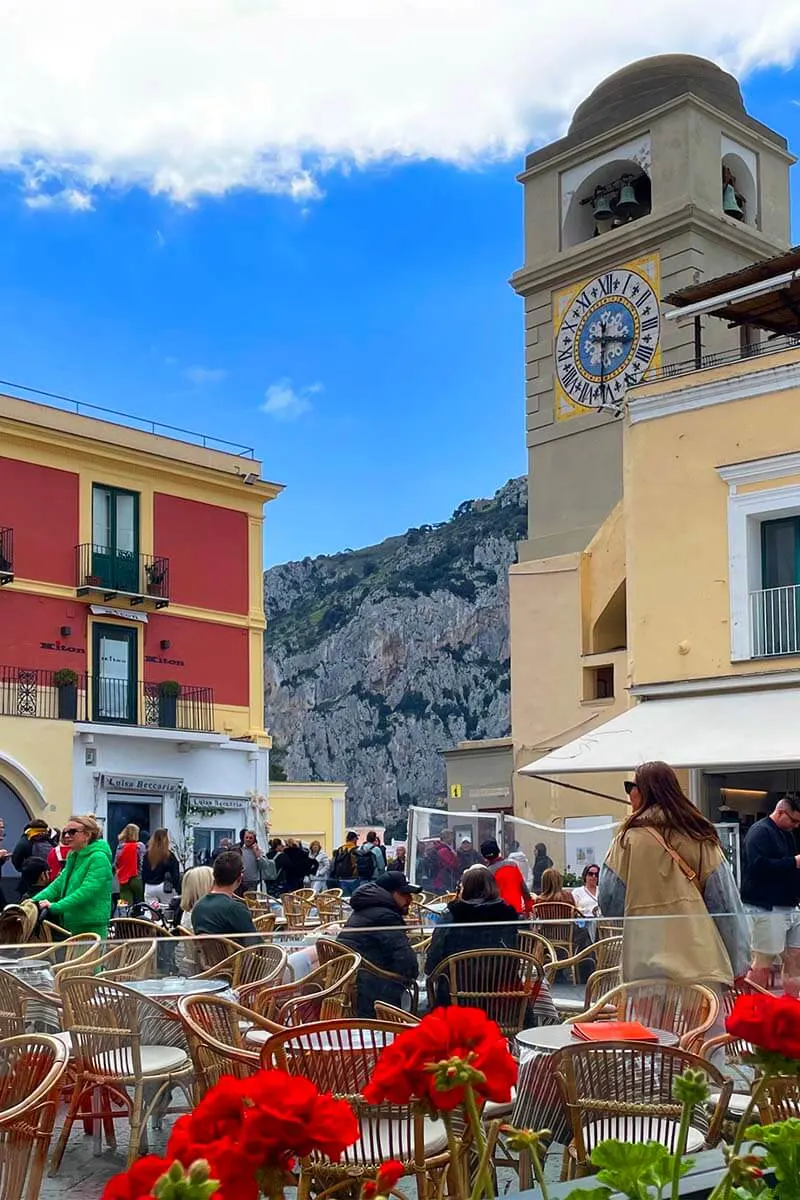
top-left (0, 776), bottom-right (32, 900)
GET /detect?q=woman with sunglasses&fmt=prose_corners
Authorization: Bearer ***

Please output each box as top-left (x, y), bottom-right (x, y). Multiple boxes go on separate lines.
top-left (31, 814), bottom-right (114, 939)
top-left (599, 762), bottom-right (749, 988)
top-left (571, 863), bottom-right (601, 918)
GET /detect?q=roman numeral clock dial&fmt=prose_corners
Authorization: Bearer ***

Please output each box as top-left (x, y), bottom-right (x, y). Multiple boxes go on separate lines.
top-left (554, 265), bottom-right (661, 418)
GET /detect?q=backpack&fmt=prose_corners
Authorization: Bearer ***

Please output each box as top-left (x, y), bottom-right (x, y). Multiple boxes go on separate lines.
top-left (331, 845), bottom-right (357, 880)
top-left (262, 856), bottom-right (278, 883)
top-left (356, 846), bottom-right (377, 880)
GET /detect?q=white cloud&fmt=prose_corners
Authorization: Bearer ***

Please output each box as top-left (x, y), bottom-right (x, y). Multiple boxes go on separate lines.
top-left (2, 2), bottom-right (800, 208)
top-left (261, 378), bottom-right (322, 421)
top-left (24, 187), bottom-right (93, 211)
top-left (183, 365), bottom-right (227, 385)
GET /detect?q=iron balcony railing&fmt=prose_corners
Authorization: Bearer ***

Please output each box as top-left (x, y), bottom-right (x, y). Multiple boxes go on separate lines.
top-left (0, 667), bottom-right (215, 731)
top-left (750, 585), bottom-right (800, 658)
top-left (646, 333), bottom-right (800, 385)
top-left (0, 527), bottom-right (12, 583)
top-left (75, 544), bottom-right (169, 606)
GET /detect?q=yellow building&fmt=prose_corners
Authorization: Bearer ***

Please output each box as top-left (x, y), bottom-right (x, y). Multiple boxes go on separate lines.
top-left (523, 246), bottom-right (800, 862)
top-left (269, 782), bottom-right (347, 853)
top-left (0, 388), bottom-right (290, 864)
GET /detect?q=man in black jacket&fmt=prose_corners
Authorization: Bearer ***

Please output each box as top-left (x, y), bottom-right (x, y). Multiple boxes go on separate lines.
top-left (741, 795), bottom-right (800, 992)
top-left (338, 871), bottom-right (418, 1016)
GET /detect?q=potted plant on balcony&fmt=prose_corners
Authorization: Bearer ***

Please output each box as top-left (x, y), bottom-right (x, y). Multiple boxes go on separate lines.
top-left (53, 668), bottom-right (79, 720)
top-left (157, 679), bottom-right (180, 728)
top-left (145, 561), bottom-right (166, 596)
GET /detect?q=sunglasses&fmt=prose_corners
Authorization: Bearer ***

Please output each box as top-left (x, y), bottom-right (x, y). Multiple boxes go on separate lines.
top-left (624, 780), bottom-right (637, 795)
top-left (586, 870), bottom-right (600, 877)
top-left (62, 827), bottom-right (84, 837)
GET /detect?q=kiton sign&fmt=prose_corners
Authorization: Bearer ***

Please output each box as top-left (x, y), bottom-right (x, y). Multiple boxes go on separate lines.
top-left (40, 641), bottom-right (86, 655)
top-left (145, 655), bottom-right (185, 667)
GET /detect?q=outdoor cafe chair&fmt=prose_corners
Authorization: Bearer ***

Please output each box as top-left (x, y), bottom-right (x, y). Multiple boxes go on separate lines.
top-left (427, 949), bottom-right (543, 1040)
top-left (0, 1033), bottom-right (69, 1200)
top-left (52, 975), bottom-right (194, 1171)
top-left (90, 938), bottom-right (158, 983)
top-left (358, 958), bottom-right (420, 1015)
top-left (194, 943), bottom-right (287, 989)
top-left (565, 978), bottom-right (719, 1053)
top-left (373, 1001), bottom-right (420, 1025)
top-left (177, 992), bottom-right (283, 1092)
top-left (0, 967), bottom-right (61, 1039)
top-left (553, 1042), bottom-right (731, 1179)
top-left (253, 912), bottom-right (277, 933)
top-left (260, 1018), bottom-right (456, 1200)
top-left (530, 901), bottom-right (584, 979)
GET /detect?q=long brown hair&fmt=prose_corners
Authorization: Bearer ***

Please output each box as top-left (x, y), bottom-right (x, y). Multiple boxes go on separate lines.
top-left (622, 761), bottom-right (719, 845)
top-left (146, 828), bottom-right (171, 867)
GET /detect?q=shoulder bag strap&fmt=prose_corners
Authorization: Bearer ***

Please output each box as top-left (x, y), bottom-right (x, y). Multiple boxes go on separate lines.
top-left (643, 826), bottom-right (702, 893)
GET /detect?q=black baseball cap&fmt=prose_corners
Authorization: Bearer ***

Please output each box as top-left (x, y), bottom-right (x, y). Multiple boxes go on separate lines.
top-left (376, 871), bottom-right (417, 895)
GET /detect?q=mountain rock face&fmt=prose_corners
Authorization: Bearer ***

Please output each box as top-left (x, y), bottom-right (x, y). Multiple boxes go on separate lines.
top-left (264, 477), bottom-right (526, 829)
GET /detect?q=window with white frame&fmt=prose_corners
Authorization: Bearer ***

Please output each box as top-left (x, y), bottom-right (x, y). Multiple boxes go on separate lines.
top-left (718, 455), bottom-right (800, 661)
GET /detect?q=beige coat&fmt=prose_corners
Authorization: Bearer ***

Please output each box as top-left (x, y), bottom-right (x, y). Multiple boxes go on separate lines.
top-left (603, 810), bottom-right (735, 987)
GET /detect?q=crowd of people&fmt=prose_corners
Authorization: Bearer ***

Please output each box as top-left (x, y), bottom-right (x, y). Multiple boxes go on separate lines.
top-left (4, 762), bottom-right (800, 1019)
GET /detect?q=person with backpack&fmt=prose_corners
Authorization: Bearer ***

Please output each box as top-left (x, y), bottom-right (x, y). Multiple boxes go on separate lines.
top-left (355, 841), bottom-right (379, 888)
top-left (331, 831), bottom-right (360, 896)
top-left (365, 831), bottom-right (387, 873)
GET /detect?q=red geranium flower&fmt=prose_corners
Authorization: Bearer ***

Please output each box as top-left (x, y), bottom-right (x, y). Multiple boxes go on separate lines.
top-left (363, 1159), bottom-right (406, 1198)
top-left (101, 1156), bottom-right (172, 1200)
top-left (363, 1006), bottom-right (517, 1112)
top-left (727, 992), bottom-right (800, 1058)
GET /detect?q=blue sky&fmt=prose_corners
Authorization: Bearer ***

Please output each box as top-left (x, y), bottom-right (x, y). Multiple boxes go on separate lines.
top-left (1, 12), bottom-right (800, 565)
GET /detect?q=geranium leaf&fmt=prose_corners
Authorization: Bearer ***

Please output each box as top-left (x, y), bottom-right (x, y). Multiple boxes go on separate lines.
top-left (562, 1188), bottom-right (613, 1200)
top-left (592, 1140), bottom-right (673, 1199)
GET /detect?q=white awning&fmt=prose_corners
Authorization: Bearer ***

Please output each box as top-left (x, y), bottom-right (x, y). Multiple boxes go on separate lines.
top-left (520, 688), bottom-right (800, 776)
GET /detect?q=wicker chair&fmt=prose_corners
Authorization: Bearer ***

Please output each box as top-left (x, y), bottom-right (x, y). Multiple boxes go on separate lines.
top-left (194, 943), bottom-right (287, 989)
top-left (177, 993), bottom-right (283, 1091)
top-left (582, 965), bottom-right (623, 1011)
top-left (518, 929), bottom-right (558, 971)
top-left (51, 976), bottom-right (194, 1171)
top-left (111, 916), bottom-right (174, 940)
top-left (0, 968), bottom-right (61, 1038)
top-left (428, 949), bottom-right (543, 1040)
top-left (553, 1042), bottom-right (731, 1178)
top-left (260, 1019), bottom-right (455, 1199)
top-left (93, 939), bottom-right (158, 983)
top-left (24, 933), bottom-right (102, 979)
top-left (358, 958), bottom-right (420, 1016)
top-left (530, 901), bottom-right (583, 979)
top-left (316, 894), bottom-right (347, 923)
top-left (0, 1034), bottom-right (69, 1200)
top-left (253, 912), bottom-right (277, 933)
top-left (189, 934), bottom-right (247, 973)
top-left (282, 892), bottom-right (317, 930)
top-left (317, 888), bottom-right (344, 902)
top-left (544, 936), bottom-right (622, 985)
top-left (565, 979), bottom-right (719, 1052)
top-left (373, 1002), bottom-right (421, 1025)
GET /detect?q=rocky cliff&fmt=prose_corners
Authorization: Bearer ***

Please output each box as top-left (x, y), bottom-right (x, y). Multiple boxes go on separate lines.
top-left (264, 477), bottom-right (526, 830)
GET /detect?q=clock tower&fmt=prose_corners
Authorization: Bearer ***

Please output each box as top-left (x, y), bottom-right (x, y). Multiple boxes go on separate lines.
top-left (508, 54), bottom-right (794, 821)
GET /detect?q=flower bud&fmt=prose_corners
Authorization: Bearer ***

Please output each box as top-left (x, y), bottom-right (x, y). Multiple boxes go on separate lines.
top-left (188, 1161), bottom-right (211, 1185)
top-left (672, 1068), bottom-right (710, 1107)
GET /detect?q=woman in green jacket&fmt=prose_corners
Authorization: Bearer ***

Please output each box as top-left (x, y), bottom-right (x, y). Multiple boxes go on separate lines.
top-left (33, 814), bottom-right (113, 938)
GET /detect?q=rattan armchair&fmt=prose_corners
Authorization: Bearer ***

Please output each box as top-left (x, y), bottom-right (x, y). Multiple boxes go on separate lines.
top-left (553, 1042), bottom-right (731, 1178)
top-left (373, 1002), bottom-right (421, 1025)
top-left (565, 979), bottom-right (719, 1052)
top-left (188, 934), bottom-right (247, 973)
top-left (0, 968), bottom-right (60, 1038)
top-left (358, 957), bottom-right (420, 1016)
top-left (530, 901), bottom-right (583, 979)
top-left (253, 912), bottom-right (277, 933)
top-left (0, 1034), bottom-right (69, 1200)
top-left (177, 992), bottom-right (283, 1091)
top-left (518, 929), bottom-right (558, 970)
top-left (427, 949), bottom-right (543, 1040)
top-left (260, 1019), bottom-right (456, 1199)
top-left (582, 965), bottom-right (623, 1010)
top-left (544, 936), bottom-right (622, 984)
top-left (52, 976), bottom-right (194, 1171)
top-left (91, 938), bottom-right (157, 983)
top-left (193, 943), bottom-right (287, 989)
top-left (111, 916), bottom-right (174, 940)
top-left (241, 958), bottom-right (359, 1030)
top-left (282, 891), bottom-right (317, 930)
top-left (24, 933), bottom-right (102, 978)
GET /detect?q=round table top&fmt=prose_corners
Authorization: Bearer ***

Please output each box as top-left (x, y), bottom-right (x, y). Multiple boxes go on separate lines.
top-left (516, 1024), bottom-right (679, 1052)
top-left (126, 976), bottom-right (229, 998)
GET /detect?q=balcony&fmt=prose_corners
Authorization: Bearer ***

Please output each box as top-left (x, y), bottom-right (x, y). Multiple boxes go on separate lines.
top-left (750, 585), bottom-right (800, 658)
top-left (0, 667), bottom-right (215, 732)
top-left (0, 527), bottom-right (13, 584)
top-left (646, 332), bottom-right (800, 385)
top-left (75, 544), bottom-right (169, 607)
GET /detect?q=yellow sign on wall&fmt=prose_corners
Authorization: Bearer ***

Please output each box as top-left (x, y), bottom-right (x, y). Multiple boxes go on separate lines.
top-left (449, 783), bottom-right (462, 799)
top-left (553, 252), bottom-right (662, 422)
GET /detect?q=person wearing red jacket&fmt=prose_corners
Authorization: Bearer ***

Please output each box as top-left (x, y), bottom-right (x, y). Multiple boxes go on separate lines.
top-left (47, 829), bottom-right (72, 880)
top-left (481, 838), bottom-right (533, 915)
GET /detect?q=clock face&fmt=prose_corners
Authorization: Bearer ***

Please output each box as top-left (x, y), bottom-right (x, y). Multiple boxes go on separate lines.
top-left (554, 267), bottom-right (661, 411)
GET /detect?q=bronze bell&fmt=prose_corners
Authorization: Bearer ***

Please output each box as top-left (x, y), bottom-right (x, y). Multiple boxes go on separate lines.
top-left (723, 183), bottom-right (744, 220)
top-left (615, 182), bottom-right (640, 219)
top-left (592, 192), bottom-right (614, 223)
